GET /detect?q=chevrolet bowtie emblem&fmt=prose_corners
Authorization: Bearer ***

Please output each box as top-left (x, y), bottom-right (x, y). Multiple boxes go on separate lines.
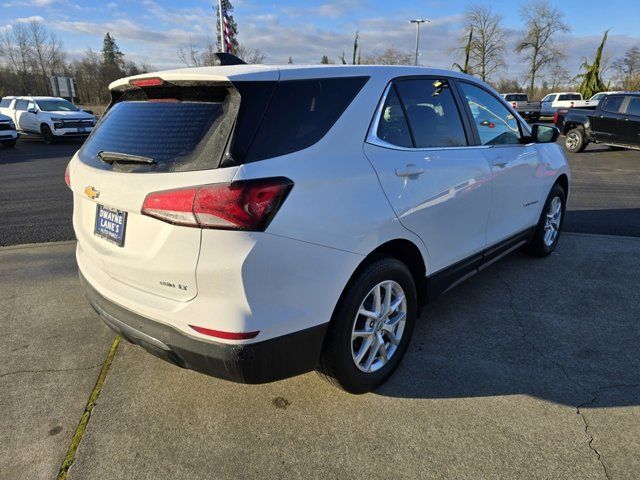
top-left (85, 186), bottom-right (100, 199)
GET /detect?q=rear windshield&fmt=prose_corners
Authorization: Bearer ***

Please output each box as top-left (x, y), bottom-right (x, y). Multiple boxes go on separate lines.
top-left (558, 94), bottom-right (581, 101)
top-left (79, 76), bottom-right (367, 173)
top-left (504, 94), bottom-right (527, 102)
top-left (79, 85), bottom-right (237, 173)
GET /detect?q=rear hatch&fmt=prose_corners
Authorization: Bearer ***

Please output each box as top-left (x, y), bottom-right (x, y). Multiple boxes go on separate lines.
top-left (72, 77), bottom-right (271, 301)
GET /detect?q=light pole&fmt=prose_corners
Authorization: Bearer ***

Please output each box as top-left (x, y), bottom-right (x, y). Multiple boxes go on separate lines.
top-left (409, 19), bottom-right (430, 66)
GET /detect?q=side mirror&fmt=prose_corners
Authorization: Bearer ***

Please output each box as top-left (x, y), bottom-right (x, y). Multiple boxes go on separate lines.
top-left (28, 107), bottom-right (38, 114)
top-left (531, 123), bottom-right (559, 144)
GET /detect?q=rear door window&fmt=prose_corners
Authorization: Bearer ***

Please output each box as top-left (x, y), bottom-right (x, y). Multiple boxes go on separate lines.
top-left (624, 97), bottom-right (640, 117)
top-left (0, 98), bottom-right (11, 108)
top-left (244, 77), bottom-right (368, 162)
top-left (601, 96), bottom-right (625, 114)
top-left (15, 100), bottom-right (28, 110)
top-left (375, 86), bottom-right (413, 148)
top-left (394, 78), bottom-right (468, 148)
top-left (459, 82), bottom-right (522, 146)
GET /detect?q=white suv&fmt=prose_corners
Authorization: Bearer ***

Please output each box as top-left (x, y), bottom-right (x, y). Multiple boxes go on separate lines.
top-left (68, 60), bottom-right (570, 393)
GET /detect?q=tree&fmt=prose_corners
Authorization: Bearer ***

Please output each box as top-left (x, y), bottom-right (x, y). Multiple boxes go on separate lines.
top-left (320, 55), bottom-right (329, 64)
top-left (515, 0), bottom-right (569, 94)
top-left (339, 32), bottom-right (361, 65)
top-left (548, 59), bottom-right (571, 90)
top-left (612, 46), bottom-right (640, 90)
top-left (495, 78), bottom-right (522, 93)
top-left (178, 39), bottom-right (265, 66)
top-left (362, 48), bottom-right (413, 65)
top-left (287, 56), bottom-right (293, 64)
top-left (102, 33), bottom-right (123, 67)
top-left (575, 31), bottom-right (609, 99)
top-left (453, 28), bottom-right (473, 74)
top-left (235, 44), bottom-right (266, 64)
top-left (463, 6), bottom-right (505, 81)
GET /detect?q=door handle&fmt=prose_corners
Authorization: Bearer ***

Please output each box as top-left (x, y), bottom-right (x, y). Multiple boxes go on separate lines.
top-left (492, 157), bottom-right (508, 168)
top-left (395, 164), bottom-right (424, 177)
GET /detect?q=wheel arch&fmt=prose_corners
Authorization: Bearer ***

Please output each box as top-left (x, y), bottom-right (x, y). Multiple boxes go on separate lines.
top-left (555, 173), bottom-right (569, 198)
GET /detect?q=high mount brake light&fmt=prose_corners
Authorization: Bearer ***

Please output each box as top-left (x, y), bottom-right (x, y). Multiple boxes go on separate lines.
top-left (129, 77), bottom-right (164, 87)
top-left (141, 178), bottom-right (293, 231)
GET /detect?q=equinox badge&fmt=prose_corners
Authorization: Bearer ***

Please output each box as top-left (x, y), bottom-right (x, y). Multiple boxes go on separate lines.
top-left (85, 186), bottom-right (100, 200)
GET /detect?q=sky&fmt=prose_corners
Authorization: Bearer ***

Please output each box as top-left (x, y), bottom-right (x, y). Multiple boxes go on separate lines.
top-left (1, 0), bottom-right (640, 81)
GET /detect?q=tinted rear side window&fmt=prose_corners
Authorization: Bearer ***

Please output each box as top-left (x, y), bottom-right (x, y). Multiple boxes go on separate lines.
top-left (505, 94), bottom-right (527, 102)
top-left (0, 98), bottom-right (11, 108)
top-left (601, 95), bottom-right (625, 114)
top-left (79, 85), bottom-right (238, 173)
top-left (395, 78), bottom-right (468, 148)
top-left (626, 97), bottom-right (640, 117)
top-left (244, 77), bottom-right (368, 162)
top-left (15, 100), bottom-right (28, 110)
top-left (376, 86), bottom-right (412, 148)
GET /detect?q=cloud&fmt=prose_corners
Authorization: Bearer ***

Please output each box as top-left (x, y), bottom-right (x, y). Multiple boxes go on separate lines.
top-left (15, 15), bottom-right (45, 23)
top-left (32, 0), bottom-right (56, 5)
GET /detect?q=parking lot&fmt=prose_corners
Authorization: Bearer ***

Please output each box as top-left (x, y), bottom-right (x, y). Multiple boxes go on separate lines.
top-left (1, 137), bottom-right (640, 479)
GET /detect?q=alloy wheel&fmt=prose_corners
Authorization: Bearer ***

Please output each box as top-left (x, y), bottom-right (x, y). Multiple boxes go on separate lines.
top-left (350, 280), bottom-right (407, 373)
top-left (544, 196), bottom-right (562, 247)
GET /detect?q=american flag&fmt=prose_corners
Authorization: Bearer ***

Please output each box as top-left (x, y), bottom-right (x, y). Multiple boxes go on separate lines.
top-left (219, 1), bottom-right (237, 53)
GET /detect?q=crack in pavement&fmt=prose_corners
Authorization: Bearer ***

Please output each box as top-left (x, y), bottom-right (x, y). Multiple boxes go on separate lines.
top-left (496, 268), bottom-right (612, 480)
top-left (0, 362), bottom-right (104, 380)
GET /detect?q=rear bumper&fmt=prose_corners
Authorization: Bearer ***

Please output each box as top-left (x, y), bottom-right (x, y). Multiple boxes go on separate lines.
top-left (80, 273), bottom-right (329, 384)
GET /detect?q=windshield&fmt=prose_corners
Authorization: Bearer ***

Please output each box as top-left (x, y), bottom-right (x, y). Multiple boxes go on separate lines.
top-left (36, 99), bottom-right (79, 112)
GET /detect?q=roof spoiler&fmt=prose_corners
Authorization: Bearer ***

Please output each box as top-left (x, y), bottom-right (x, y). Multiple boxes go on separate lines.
top-left (212, 53), bottom-right (246, 66)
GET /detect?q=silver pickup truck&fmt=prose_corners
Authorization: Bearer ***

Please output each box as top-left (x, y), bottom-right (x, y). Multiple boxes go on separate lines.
top-left (501, 93), bottom-right (541, 122)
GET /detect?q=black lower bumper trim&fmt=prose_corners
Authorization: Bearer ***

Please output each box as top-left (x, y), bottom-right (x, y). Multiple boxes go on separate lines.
top-left (80, 274), bottom-right (329, 384)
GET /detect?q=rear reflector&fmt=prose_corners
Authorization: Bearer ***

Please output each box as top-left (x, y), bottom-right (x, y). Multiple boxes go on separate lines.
top-left (64, 162), bottom-right (71, 188)
top-left (189, 325), bottom-right (260, 340)
top-left (130, 77), bottom-right (164, 87)
top-left (141, 177), bottom-right (293, 231)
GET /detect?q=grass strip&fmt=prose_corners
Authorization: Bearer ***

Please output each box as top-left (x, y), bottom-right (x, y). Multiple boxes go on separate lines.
top-left (57, 336), bottom-right (121, 480)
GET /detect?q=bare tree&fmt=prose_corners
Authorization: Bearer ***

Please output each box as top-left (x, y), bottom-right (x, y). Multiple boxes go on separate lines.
top-left (515, 0), bottom-right (569, 94)
top-left (547, 59), bottom-right (571, 90)
top-left (612, 46), bottom-right (640, 90)
top-left (362, 48), bottom-right (413, 66)
top-left (463, 6), bottom-right (505, 81)
top-left (179, 39), bottom-right (265, 67)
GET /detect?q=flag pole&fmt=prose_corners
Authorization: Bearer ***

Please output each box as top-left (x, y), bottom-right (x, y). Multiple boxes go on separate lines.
top-left (218, 0), bottom-right (224, 52)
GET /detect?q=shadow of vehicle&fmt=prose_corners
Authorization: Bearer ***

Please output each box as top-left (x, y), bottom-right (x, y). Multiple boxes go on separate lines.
top-left (564, 208), bottom-right (640, 237)
top-left (375, 245), bottom-right (640, 409)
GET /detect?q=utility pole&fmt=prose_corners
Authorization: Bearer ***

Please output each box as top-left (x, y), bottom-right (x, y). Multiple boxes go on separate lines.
top-left (409, 19), bottom-right (430, 66)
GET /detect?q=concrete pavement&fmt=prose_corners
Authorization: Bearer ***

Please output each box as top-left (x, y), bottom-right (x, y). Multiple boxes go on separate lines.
top-left (0, 242), bottom-right (114, 480)
top-left (1, 233), bottom-right (638, 479)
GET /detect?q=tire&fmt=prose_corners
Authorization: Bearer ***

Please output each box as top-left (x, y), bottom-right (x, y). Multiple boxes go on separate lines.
top-left (564, 128), bottom-right (587, 153)
top-left (522, 183), bottom-right (566, 257)
top-left (1, 140), bottom-right (16, 148)
top-left (318, 257), bottom-right (417, 394)
top-left (41, 124), bottom-right (56, 145)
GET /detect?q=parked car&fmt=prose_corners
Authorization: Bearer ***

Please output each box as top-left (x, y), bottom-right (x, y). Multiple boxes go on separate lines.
top-left (540, 92), bottom-right (593, 117)
top-left (67, 58), bottom-right (570, 393)
top-left (588, 91), bottom-right (624, 105)
top-left (0, 96), bottom-right (95, 144)
top-left (501, 93), bottom-right (541, 122)
top-left (0, 111), bottom-right (18, 148)
top-left (555, 92), bottom-right (640, 153)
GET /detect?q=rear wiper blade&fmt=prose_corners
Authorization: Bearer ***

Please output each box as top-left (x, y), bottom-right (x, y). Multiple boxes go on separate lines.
top-left (97, 151), bottom-right (156, 165)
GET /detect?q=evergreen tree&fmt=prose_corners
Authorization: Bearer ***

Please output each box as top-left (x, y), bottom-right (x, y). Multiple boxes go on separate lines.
top-left (575, 30), bottom-right (609, 99)
top-left (102, 32), bottom-right (123, 67)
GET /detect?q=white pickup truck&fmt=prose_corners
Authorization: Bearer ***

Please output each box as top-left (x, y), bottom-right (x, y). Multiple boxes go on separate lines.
top-left (0, 96), bottom-right (95, 144)
top-left (540, 92), bottom-right (594, 117)
top-left (0, 112), bottom-right (18, 148)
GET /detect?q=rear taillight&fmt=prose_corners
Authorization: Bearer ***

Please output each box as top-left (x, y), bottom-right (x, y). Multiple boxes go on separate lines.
top-left (64, 163), bottom-right (71, 187)
top-left (141, 177), bottom-right (293, 231)
top-left (553, 111), bottom-right (558, 124)
top-left (511, 102), bottom-right (517, 109)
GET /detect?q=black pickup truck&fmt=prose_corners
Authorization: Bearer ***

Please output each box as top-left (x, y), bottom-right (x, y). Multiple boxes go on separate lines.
top-left (554, 92), bottom-right (640, 153)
